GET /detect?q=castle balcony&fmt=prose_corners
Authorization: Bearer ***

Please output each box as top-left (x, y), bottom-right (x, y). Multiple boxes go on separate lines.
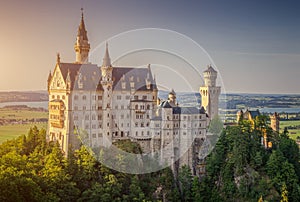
top-left (50, 119), bottom-right (64, 128)
top-left (135, 110), bottom-right (146, 114)
top-left (49, 100), bottom-right (65, 128)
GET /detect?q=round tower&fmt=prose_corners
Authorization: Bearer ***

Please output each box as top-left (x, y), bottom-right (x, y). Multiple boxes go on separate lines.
top-left (199, 65), bottom-right (221, 120)
top-left (270, 112), bottom-right (280, 132)
top-left (203, 65), bottom-right (217, 87)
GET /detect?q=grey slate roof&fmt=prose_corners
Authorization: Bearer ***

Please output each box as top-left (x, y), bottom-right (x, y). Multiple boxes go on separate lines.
top-left (204, 65), bottom-right (217, 73)
top-left (57, 63), bottom-right (157, 92)
top-left (112, 67), bottom-right (157, 91)
top-left (58, 63), bottom-right (101, 91)
top-left (173, 107), bottom-right (205, 114)
top-left (160, 101), bottom-right (172, 108)
top-left (248, 110), bottom-right (261, 119)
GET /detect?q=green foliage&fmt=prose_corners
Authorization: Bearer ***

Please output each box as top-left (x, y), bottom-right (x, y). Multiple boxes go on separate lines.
top-left (178, 165), bottom-right (193, 201)
top-left (0, 120), bottom-right (299, 202)
top-left (280, 183), bottom-right (288, 202)
top-left (202, 115), bottom-right (300, 201)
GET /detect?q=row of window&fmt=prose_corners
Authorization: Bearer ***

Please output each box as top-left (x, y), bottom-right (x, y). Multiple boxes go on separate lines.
top-left (74, 105), bottom-right (136, 110)
top-left (81, 122), bottom-right (132, 130)
top-left (135, 131), bottom-right (150, 136)
top-left (153, 131), bottom-right (202, 136)
top-left (135, 104), bottom-right (151, 110)
top-left (52, 94), bottom-right (156, 102)
top-left (85, 130), bottom-right (202, 139)
top-left (154, 123), bottom-right (202, 128)
top-left (51, 95), bottom-right (65, 100)
top-left (74, 95), bottom-right (103, 101)
top-left (49, 105), bottom-right (63, 110)
top-left (135, 114), bottom-right (150, 119)
top-left (135, 122), bottom-right (150, 127)
top-left (50, 114), bottom-right (63, 120)
top-left (170, 115), bottom-right (203, 120)
top-left (73, 94), bottom-right (151, 101)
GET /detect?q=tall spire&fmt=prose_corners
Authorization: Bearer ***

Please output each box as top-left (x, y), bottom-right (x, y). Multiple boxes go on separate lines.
top-left (74, 8), bottom-right (90, 64)
top-left (77, 8), bottom-right (88, 41)
top-left (102, 42), bottom-right (111, 67)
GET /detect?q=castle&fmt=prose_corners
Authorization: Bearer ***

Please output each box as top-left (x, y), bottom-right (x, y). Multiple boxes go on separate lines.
top-left (236, 109), bottom-right (280, 149)
top-left (47, 11), bottom-right (221, 174)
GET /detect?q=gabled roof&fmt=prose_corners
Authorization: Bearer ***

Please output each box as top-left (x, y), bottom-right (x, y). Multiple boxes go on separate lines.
top-left (57, 63), bottom-right (157, 92)
top-left (247, 109), bottom-right (261, 119)
top-left (58, 63), bottom-right (101, 91)
top-left (112, 67), bottom-right (157, 91)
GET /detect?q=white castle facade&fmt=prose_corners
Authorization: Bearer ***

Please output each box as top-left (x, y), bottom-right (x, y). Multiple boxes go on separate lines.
top-left (47, 11), bottom-right (221, 174)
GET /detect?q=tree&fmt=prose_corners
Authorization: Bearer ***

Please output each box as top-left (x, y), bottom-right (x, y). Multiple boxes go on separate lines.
top-left (280, 183), bottom-right (288, 202)
top-left (178, 165), bottom-right (193, 201)
top-left (192, 176), bottom-right (201, 201)
top-left (128, 175), bottom-right (145, 201)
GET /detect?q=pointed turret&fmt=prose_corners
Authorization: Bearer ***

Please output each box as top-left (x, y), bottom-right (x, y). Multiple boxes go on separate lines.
top-left (77, 9), bottom-right (88, 41)
top-left (74, 8), bottom-right (90, 64)
top-left (56, 53), bottom-right (60, 64)
top-left (101, 42), bottom-right (113, 82)
top-left (66, 69), bottom-right (71, 91)
top-left (47, 70), bottom-right (52, 92)
top-left (168, 89), bottom-right (177, 106)
top-left (102, 42), bottom-right (111, 67)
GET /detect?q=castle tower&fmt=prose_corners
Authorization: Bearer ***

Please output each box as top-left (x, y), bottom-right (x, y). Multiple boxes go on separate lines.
top-left (168, 89), bottom-right (177, 106)
top-left (101, 43), bottom-right (113, 145)
top-left (199, 65), bottom-right (221, 119)
top-left (74, 9), bottom-right (90, 64)
top-left (270, 112), bottom-right (280, 132)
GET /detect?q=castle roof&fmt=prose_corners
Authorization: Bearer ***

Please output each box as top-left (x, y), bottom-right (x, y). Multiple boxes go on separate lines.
top-left (58, 63), bottom-right (101, 91)
top-left (173, 107), bottom-right (205, 114)
top-left (56, 63), bottom-right (157, 91)
top-left (159, 101), bottom-right (172, 108)
top-left (204, 65), bottom-right (217, 73)
top-left (112, 67), bottom-right (157, 91)
top-left (102, 42), bottom-right (111, 67)
top-left (247, 109), bottom-right (260, 119)
top-left (77, 9), bottom-right (88, 41)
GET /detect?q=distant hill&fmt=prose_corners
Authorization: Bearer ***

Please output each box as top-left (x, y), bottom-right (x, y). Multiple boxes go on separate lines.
top-left (0, 91), bottom-right (48, 103)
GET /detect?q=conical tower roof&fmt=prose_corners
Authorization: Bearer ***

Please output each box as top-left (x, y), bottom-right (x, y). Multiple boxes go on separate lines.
top-left (102, 42), bottom-right (111, 67)
top-left (77, 8), bottom-right (88, 41)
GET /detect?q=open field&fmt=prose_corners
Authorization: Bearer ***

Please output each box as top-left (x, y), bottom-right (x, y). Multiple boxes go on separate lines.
top-left (0, 106), bottom-right (48, 144)
top-left (0, 123), bottom-right (47, 144)
top-left (0, 108), bottom-right (48, 120)
top-left (279, 120), bottom-right (300, 140)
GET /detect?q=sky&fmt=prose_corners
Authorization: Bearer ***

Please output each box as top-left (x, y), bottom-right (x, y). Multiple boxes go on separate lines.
top-left (0, 0), bottom-right (299, 94)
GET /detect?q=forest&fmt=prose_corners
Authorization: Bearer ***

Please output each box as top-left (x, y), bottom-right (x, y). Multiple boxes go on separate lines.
top-left (0, 115), bottom-right (299, 201)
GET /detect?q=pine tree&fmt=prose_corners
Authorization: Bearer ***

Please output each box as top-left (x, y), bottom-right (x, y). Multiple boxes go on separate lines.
top-left (280, 183), bottom-right (288, 202)
top-left (192, 176), bottom-right (201, 201)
